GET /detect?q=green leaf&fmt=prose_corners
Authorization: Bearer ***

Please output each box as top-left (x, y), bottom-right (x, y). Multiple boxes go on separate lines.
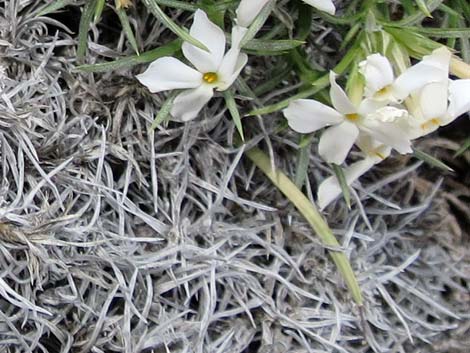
top-left (223, 90), bottom-right (245, 141)
top-left (438, 3), bottom-right (464, 19)
top-left (199, 0), bottom-right (226, 27)
top-left (141, 0), bottom-right (209, 52)
top-left (398, 26), bottom-right (470, 38)
top-left (413, 148), bottom-right (454, 172)
top-left (454, 137), bottom-right (470, 157)
top-left (248, 40), bottom-right (363, 116)
top-left (289, 48), bottom-right (322, 84)
top-left (243, 39), bottom-right (305, 55)
top-left (395, 0), bottom-right (443, 26)
top-left (114, 0), bottom-right (140, 54)
top-left (385, 27), bottom-right (441, 57)
top-left (416, 0), bottom-right (433, 18)
top-left (332, 164), bottom-right (351, 209)
top-left (294, 135), bottom-right (313, 188)
top-left (340, 22), bottom-right (362, 51)
top-left (77, 0), bottom-right (98, 61)
top-left (245, 148), bottom-right (363, 306)
top-left (295, 2), bottom-right (313, 41)
top-left (253, 62), bottom-right (294, 96)
top-left (150, 91), bottom-right (178, 130)
top-left (155, 0), bottom-right (198, 11)
top-left (35, 0), bottom-right (74, 17)
top-left (94, 0), bottom-right (106, 23)
top-left (155, 0), bottom-right (233, 12)
top-left (75, 39), bottom-right (182, 72)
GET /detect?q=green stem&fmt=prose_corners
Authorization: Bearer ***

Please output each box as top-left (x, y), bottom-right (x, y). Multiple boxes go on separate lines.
top-left (245, 147), bottom-right (363, 305)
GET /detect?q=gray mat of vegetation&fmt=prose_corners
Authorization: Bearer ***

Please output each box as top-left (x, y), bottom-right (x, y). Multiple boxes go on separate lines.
top-left (0, 1), bottom-right (468, 352)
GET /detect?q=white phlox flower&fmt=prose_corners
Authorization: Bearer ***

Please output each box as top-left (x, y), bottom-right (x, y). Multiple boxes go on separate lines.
top-left (317, 136), bottom-right (391, 210)
top-left (406, 47), bottom-right (470, 138)
top-left (359, 47), bottom-right (450, 103)
top-left (236, 0), bottom-right (335, 28)
top-left (283, 71), bottom-right (412, 165)
top-left (137, 10), bottom-right (248, 122)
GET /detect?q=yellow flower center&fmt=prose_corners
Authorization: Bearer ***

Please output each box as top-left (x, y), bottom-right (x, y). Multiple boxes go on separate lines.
top-left (420, 118), bottom-right (441, 131)
top-left (376, 85), bottom-right (391, 97)
top-left (203, 72), bottom-right (218, 84)
top-left (345, 113), bottom-right (360, 122)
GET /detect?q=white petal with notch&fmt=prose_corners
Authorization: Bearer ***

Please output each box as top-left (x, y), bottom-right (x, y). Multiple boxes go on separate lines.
top-left (136, 57), bottom-right (202, 93)
top-left (182, 9), bottom-right (226, 73)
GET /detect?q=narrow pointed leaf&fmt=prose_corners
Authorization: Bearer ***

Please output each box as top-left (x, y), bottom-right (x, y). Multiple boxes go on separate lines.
top-left (35, 0), bottom-right (74, 17)
top-left (416, 0), bottom-right (433, 18)
top-left (141, 0), bottom-right (209, 52)
top-left (413, 148), bottom-right (454, 172)
top-left (245, 147), bottom-right (363, 306)
top-left (151, 91), bottom-right (178, 130)
top-left (223, 90), bottom-right (245, 141)
top-left (332, 164), bottom-right (351, 209)
top-left (77, 0), bottom-right (98, 61)
top-left (453, 137), bottom-right (470, 157)
top-left (244, 39), bottom-right (305, 54)
top-left (115, 1), bottom-right (140, 54)
top-left (295, 135), bottom-right (313, 188)
top-left (94, 0), bottom-right (106, 23)
top-left (75, 39), bottom-right (182, 72)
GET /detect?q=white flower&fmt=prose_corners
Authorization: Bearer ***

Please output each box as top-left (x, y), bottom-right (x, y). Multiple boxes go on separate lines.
top-left (236, 0), bottom-right (335, 28)
top-left (407, 47), bottom-right (470, 138)
top-left (359, 48), bottom-right (450, 103)
top-left (283, 72), bottom-right (412, 165)
top-left (137, 10), bottom-right (248, 122)
top-left (317, 137), bottom-right (391, 210)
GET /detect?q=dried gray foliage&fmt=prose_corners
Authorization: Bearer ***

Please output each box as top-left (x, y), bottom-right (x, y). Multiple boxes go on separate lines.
top-left (0, 0), bottom-right (468, 352)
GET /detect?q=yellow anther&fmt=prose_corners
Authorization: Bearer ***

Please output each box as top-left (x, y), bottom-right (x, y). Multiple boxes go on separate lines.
top-left (377, 85), bottom-right (391, 96)
top-left (345, 113), bottom-right (360, 122)
top-left (375, 152), bottom-right (386, 160)
top-left (203, 72), bottom-right (218, 84)
top-left (420, 118), bottom-right (441, 131)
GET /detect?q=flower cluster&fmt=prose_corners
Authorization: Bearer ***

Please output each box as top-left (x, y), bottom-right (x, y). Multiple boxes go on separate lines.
top-left (284, 47), bottom-right (470, 209)
top-left (136, 1), bottom-right (470, 211)
top-left (137, 0), bottom-right (335, 121)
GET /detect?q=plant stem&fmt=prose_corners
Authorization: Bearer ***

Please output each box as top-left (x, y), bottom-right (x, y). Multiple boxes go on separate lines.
top-left (245, 147), bottom-right (363, 305)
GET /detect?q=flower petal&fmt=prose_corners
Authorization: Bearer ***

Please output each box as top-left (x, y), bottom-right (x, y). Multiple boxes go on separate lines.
top-left (136, 57), bottom-right (202, 93)
top-left (329, 71), bottom-right (357, 114)
top-left (283, 99), bottom-right (344, 134)
top-left (236, 0), bottom-right (271, 27)
top-left (393, 47), bottom-right (450, 100)
top-left (231, 25), bottom-right (248, 49)
top-left (170, 85), bottom-right (214, 122)
top-left (317, 157), bottom-right (378, 210)
top-left (217, 52), bottom-right (248, 91)
top-left (359, 54), bottom-right (395, 98)
top-left (357, 98), bottom-right (389, 116)
top-left (422, 46), bottom-right (452, 71)
top-left (418, 81), bottom-right (449, 120)
top-left (447, 79), bottom-right (470, 120)
top-left (360, 119), bottom-right (412, 154)
top-left (182, 9), bottom-right (226, 73)
top-left (319, 120), bottom-right (359, 164)
top-left (302, 0), bottom-right (336, 14)
top-left (216, 26), bottom-right (248, 91)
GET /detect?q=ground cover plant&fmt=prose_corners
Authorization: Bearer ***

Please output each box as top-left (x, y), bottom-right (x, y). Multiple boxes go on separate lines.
top-left (0, 0), bottom-right (469, 352)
